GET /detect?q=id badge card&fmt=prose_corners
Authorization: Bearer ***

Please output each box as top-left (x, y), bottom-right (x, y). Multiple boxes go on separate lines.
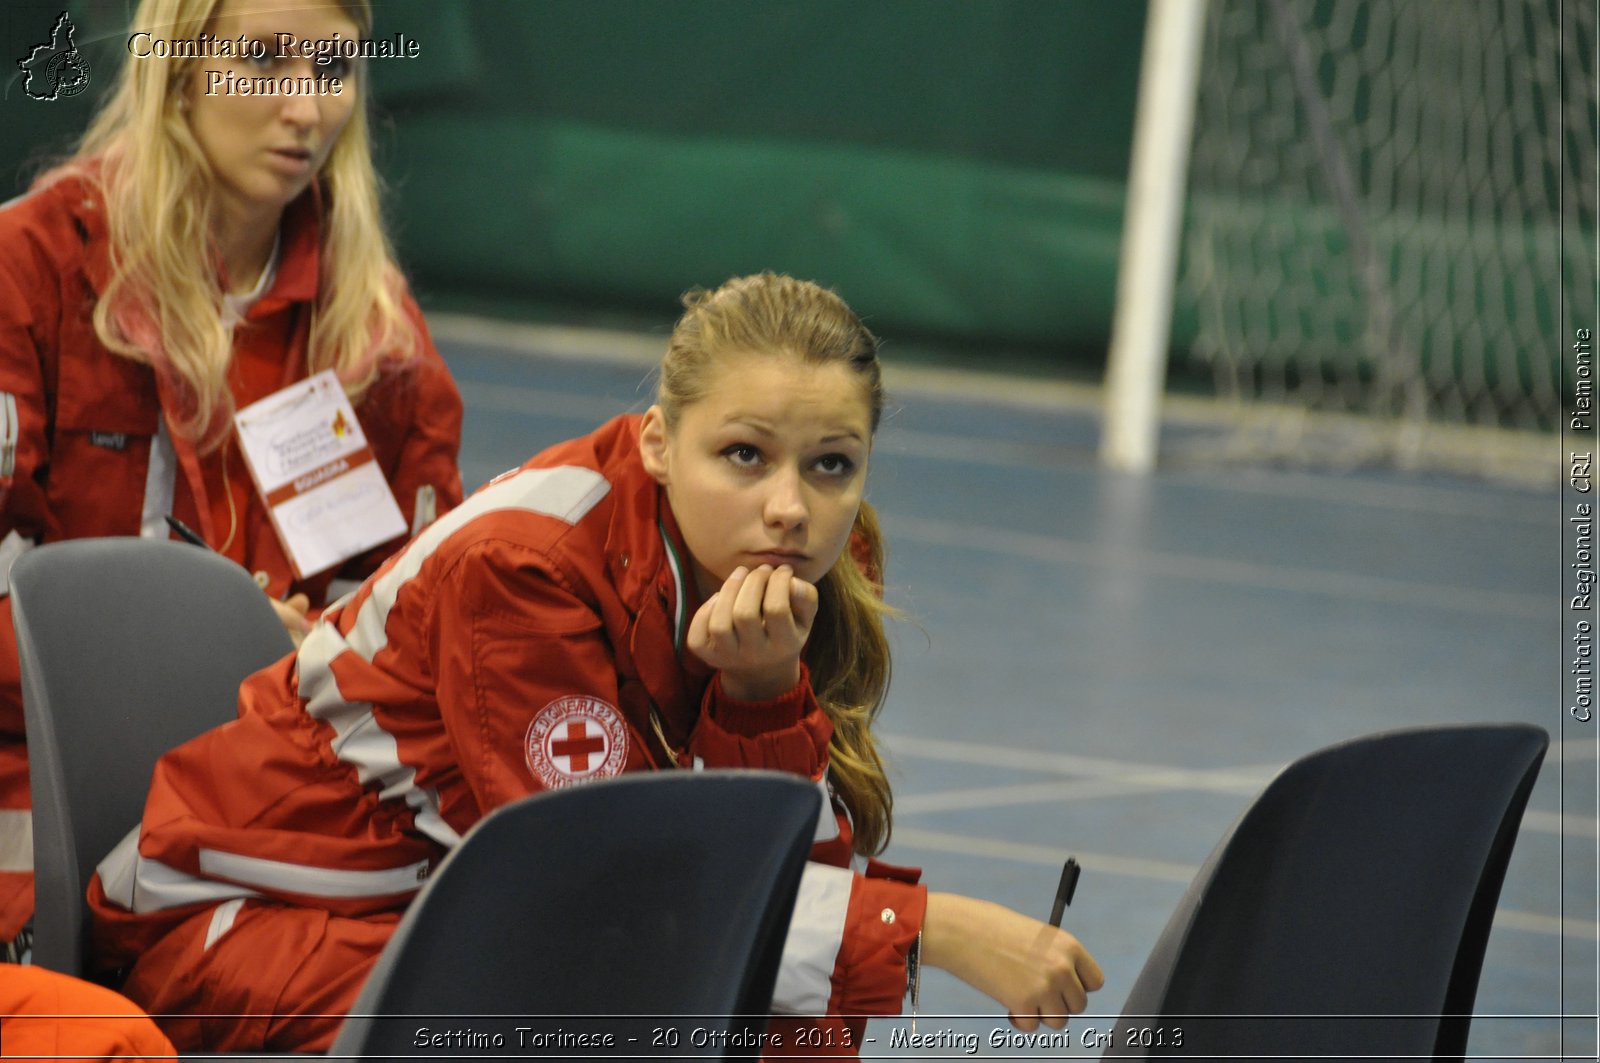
top-left (233, 369), bottom-right (407, 579)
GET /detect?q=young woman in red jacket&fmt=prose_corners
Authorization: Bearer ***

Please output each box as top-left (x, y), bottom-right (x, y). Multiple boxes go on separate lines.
top-left (89, 272), bottom-right (1102, 1056)
top-left (0, 0), bottom-right (464, 950)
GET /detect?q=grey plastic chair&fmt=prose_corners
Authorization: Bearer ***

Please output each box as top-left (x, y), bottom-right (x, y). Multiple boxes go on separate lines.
top-left (331, 771), bottom-right (822, 1060)
top-left (1105, 722), bottom-right (1549, 1060)
top-left (11, 536), bottom-right (292, 977)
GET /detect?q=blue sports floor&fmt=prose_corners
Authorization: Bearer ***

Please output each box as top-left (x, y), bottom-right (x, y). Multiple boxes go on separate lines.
top-left (431, 315), bottom-right (1596, 1062)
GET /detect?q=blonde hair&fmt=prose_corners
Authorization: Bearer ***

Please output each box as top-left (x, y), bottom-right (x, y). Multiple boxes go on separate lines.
top-left (44, 0), bottom-right (415, 449)
top-left (659, 272), bottom-right (897, 856)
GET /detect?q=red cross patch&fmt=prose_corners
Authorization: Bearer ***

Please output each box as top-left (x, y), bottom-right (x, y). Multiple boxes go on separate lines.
top-left (525, 695), bottom-right (629, 789)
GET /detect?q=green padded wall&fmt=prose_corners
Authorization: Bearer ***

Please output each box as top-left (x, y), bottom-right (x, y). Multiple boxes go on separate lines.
top-left (2, 1), bottom-right (1145, 358)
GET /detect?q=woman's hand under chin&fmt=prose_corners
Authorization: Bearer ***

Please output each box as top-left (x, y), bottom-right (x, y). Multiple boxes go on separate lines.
top-left (687, 564), bottom-right (819, 700)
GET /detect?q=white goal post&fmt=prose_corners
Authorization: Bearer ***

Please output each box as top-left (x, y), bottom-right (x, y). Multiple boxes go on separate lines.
top-left (1101, 0), bottom-right (1593, 478)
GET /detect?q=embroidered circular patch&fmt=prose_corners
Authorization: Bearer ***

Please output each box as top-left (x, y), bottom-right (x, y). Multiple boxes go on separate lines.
top-left (525, 695), bottom-right (629, 789)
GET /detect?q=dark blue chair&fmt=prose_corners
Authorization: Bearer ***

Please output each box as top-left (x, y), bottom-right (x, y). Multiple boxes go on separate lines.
top-left (331, 771), bottom-right (822, 1060)
top-left (1107, 723), bottom-right (1549, 1060)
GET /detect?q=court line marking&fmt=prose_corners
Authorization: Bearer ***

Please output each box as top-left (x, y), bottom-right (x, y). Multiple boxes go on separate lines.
top-left (895, 780), bottom-right (1594, 842)
top-left (883, 733), bottom-right (1281, 784)
top-left (884, 734), bottom-right (1593, 840)
top-left (895, 777), bottom-right (1258, 815)
top-left (1162, 466), bottom-right (1549, 525)
top-left (891, 828), bottom-right (1596, 941)
top-left (875, 425), bottom-right (1548, 525)
top-left (885, 514), bottom-right (1545, 619)
top-left (455, 379), bottom-right (646, 423)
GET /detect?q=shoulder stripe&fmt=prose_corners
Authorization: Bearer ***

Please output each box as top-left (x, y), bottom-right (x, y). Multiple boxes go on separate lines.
top-left (349, 465), bottom-right (611, 656)
top-left (297, 465), bottom-right (612, 853)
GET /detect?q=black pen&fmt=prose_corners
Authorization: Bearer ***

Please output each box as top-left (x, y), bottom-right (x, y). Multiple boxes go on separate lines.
top-left (1049, 857), bottom-right (1081, 928)
top-left (164, 514), bottom-right (210, 550)
top-left (167, 513), bottom-right (296, 604)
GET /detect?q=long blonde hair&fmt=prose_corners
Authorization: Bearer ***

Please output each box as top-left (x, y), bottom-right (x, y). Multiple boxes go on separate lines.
top-left (43, 0), bottom-right (415, 449)
top-left (658, 272), bottom-right (897, 856)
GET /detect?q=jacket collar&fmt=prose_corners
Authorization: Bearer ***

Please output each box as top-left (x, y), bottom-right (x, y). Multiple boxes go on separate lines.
top-left (246, 183), bottom-right (321, 316)
top-left (595, 419), bottom-right (710, 745)
top-left (598, 417), bottom-right (705, 626)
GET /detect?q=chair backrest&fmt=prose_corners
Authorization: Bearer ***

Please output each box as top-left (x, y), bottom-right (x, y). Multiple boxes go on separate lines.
top-left (1107, 722), bottom-right (1548, 1059)
top-left (11, 537), bottom-right (292, 976)
top-left (331, 771), bottom-right (822, 1060)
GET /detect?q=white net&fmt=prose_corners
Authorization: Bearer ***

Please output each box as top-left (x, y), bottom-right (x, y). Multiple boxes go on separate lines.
top-left (1173, 0), bottom-right (1595, 479)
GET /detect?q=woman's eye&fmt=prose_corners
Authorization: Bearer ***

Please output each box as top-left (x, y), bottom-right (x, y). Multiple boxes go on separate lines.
top-left (723, 444), bottom-right (762, 467)
top-left (323, 57), bottom-right (352, 79)
top-left (814, 453), bottom-right (856, 477)
top-left (245, 46), bottom-right (275, 69)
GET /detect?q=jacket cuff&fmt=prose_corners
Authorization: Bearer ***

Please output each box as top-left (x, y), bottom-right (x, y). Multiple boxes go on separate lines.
top-left (691, 664), bottom-right (832, 774)
top-left (831, 876), bottom-right (928, 1017)
top-left (709, 661), bottom-right (812, 734)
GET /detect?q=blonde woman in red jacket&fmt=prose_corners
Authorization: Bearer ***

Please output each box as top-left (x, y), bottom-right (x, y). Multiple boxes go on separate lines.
top-left (0, 0), bottom-right (464, 950)
top-left (89, 273), bottom-right (1102, 1056)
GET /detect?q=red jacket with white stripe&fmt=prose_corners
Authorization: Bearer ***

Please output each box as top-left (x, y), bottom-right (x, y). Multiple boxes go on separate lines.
top-left (90, 414), bottom-right (924, 1031)
top-left (0, 171), bottom-right (465, 939)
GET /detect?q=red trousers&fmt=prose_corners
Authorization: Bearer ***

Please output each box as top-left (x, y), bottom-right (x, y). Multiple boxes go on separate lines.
top-left (104, 897), bottom-right (867, 1059)
top-left (115, 900), bottom-right (396, 1053)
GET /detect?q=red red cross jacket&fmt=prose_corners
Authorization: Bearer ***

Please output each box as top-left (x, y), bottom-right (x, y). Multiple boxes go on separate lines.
top-left (89, 414), bottom-right (924, 1052)
top-left (0, 171), bottom-right (465, 940)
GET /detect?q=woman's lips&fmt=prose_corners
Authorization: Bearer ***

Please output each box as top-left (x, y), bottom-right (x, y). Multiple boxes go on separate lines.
top-left (747, 552), bottom-right (807, 569)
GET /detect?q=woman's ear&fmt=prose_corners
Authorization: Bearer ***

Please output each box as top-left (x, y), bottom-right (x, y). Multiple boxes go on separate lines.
top-left (639, 406), bottom-right (670, 484)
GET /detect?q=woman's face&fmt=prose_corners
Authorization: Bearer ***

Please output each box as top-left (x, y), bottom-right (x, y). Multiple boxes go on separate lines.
top-left (184, 0), bottom-right (359, 230)
top-left (642, 355), bottom-right (874, 599)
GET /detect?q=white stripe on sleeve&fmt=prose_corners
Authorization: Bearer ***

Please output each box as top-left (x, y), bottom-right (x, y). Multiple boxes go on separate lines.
top-left (0, 391), bottom-right (17, 479)
top-left (0, 808), bottom-right (32, 872)
top-left (770, 862), bottom-right (854, 1015)
top-left (197, 847), bottom-right (430, 898)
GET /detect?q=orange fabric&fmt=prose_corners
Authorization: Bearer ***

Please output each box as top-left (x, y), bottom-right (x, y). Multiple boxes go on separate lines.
top-left (0, 965), bottom-right (176, 1062)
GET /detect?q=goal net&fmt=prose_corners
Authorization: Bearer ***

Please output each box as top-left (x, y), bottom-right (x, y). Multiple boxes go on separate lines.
top-left (1169, 0), bottom-right (1595, 479)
